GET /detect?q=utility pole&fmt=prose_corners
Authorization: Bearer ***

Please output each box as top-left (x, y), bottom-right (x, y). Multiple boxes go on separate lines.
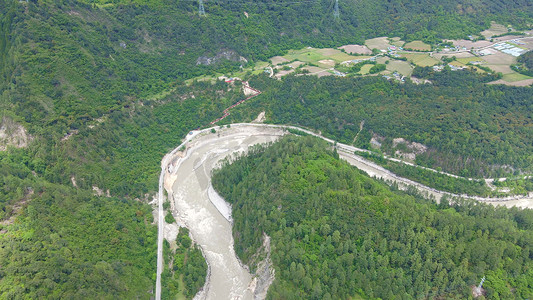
top-left (473, 276), bottom-right (486, 297)
top-left (333, 0), bottom-right (339, 19)
top-left (199, 0), bottom-right (206, 16)
top-left (477, 276), bottom-right (485, 290)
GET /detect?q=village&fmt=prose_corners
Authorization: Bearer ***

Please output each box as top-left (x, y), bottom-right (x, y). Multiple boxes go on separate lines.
top-left (260, 25), bottom-right (533, 86)
top-left (188, 23), bottom-right (532, 87)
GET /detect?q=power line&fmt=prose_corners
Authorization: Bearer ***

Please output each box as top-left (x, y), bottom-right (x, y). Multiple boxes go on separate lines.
top-left (333, 0), bottom-right (339, 19)
top-left (199, 0), bottom-right (206, 16)
top-left (185, 0), bottom-right (322, 17)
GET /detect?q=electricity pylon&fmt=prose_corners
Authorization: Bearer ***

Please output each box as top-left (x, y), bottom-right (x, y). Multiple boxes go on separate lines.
top-left (199, 0), bottom-right (206, 16)
top-left (333, 0), bottom-right (339, 19)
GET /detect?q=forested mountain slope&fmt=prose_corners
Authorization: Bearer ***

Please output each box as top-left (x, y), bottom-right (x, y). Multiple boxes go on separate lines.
top-left (1, 0), bottom-right (532, 137)
top-left (213, 136), bottom-right (533, 299)
top-left (0, 148), bottom-right (158, 298)
top-left (240, 71), bottom-right (533, 178)
top-left (0, 0), bottom-right (532, 297)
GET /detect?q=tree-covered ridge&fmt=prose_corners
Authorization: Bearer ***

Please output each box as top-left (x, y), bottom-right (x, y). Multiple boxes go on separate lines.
top-left (242, 71), bottom-right (533, 178)
top-left (1, 0), bottom-right (532, 135)
top-left (0, 0), bottom-right (531, 297)
top-left (212, 136), bottom-right (533, 299)
top-left (77, 0), bottom-right (533, 45)
top-left (161, 227), bottom-right (207, 299)
top-left (0, 148), bottom-right (157, 298)
top-left (519, 51), bottom-right (533, 70)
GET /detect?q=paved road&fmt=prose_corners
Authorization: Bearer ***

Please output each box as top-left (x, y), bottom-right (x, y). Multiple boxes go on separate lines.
top-left (156, 131), bottom-right (200, 300)
top-left (156, 123), bottom-right (533, 299)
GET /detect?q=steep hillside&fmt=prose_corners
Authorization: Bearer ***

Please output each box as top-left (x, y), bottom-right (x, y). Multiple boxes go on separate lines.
top-left (213, 135), bottom-right (533, 299)
top-left (243, 71), bottom-right (533, 178)
top-left (0, 0), bottom-right (531, 297)
top-left (2, 0), bottom-right (532, 135)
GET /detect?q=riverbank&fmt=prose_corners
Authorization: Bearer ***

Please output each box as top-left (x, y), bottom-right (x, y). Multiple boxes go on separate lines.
top-left (163, 125), bottom-right (284, 299)
top-left (156, 123), bottom-right (533, 299)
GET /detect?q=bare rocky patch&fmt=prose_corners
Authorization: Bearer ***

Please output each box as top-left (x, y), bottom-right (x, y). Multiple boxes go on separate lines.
top-left (196, 50), bottom-right (248, 66)
top-left (252, 111), bottom-right (266, 123)
top-left (392, 137), bottom-right (428, 162)
top-left (0, 117), bottom-right (33, 151)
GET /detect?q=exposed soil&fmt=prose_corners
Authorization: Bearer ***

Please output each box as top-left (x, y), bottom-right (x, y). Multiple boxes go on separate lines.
top-left (0, 116), bottom-right (33, 151)
top-left (339, 44), bottom-right (372, 55)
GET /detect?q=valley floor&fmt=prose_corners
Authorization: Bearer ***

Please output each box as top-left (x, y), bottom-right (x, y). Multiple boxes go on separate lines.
top-left (156, 123), bottom-right (533, 299)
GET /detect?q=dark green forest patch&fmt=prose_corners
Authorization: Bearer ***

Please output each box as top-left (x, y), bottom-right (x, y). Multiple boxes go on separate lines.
top-left (243, 71), bottom-right (533, 178)
top-left (161, 227), bottom-right (207, 299)
top-left (213, 135), bottom-right (533, 299)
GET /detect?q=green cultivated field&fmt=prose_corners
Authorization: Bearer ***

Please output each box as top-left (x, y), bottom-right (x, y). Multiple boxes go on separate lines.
top-left (386, 60), bottom-right (413, 76)
top-left (402, 53), bottom-right (441, 66)
top-left (502, 72), bottom-right (533, 82)
top-left (282, 48), bottom-right (359, 65)
top-left (404, 40), bottom-right (432, 51)
top-left (359, 64), bottom-right (374, 75)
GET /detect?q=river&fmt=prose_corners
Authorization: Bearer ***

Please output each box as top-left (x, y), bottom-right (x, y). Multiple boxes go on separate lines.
top-left (165, 125), bottom-right (284, 299)
top-left (158, 123), bottom-right (533, 300)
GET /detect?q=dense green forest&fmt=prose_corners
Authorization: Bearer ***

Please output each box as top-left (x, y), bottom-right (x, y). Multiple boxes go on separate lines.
top-left (0, 79), bottom-right (230, 296)
top-left (213, 136), bottom-right (533, 299)
top-left (1, 0), bottom-right (532, 297)
top-left (161, 227), bottom-right (207, 299)
top-left (233, 71), bottom-right (533, 178)
top-left (357, 151), bottom-right (494, 197)
top-left (0, 147), bottom-right (158, 298)
top-left (1, 0), bottom-right (532, 136)
top-left (512, 50), bottom-right (533, 77)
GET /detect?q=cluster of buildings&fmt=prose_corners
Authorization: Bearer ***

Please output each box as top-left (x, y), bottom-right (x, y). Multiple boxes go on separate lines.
top-left (386, 46), bottom-right (403, 57)
top-left (493, 42), bottom-right (526, 57)
top-left (382, 71), bottom-right (405, 82)
top-left (432, 64), bottom-right (467, 72)
top-left (440, 45), bottom-right (467, 52)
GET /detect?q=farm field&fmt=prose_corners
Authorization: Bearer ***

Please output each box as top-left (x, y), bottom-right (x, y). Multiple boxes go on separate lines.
top-left (455, 57), bottom-right (484, 64)
top-left (365, 37), bottom-right (391, 50)
top-left (448, 39), bottom-right (492, 49)
top-left (358, 64), bottom-right (373, 75)
top-left (488, 78), bottom-right (533, 86)
top-left (486, 64), bottom-right (514, 74)
top-left (187, 35), bottom-right (532, 86)
top-left (376, 56), bottom-right (389, 64)
top-left (449, 61), bottom-right (467, 67)
top-left (302, 66), bottom-right (330, 76)
top-left (402, 53), bottom-right (440, 66)
top-left (338, 44), bottom-right (372, 54)
top-left (271, 56), bottom-right (289, 65)
top-left (286, 61), bottom-right (305, 68)
top-left (389, 37), bottom-right (405, 47)
top-left (404, 40), bottom-right (431, 51)
top-left (433, 52), bottom-right (475, 61)
top-left (481, 22), bottom-right (509, 38)
top-left (282, 47), bottom-right (359, 65)
top-left (386, 60), bottom-right (413, 76)
top-left (502, 73), bottom-right (533, 82)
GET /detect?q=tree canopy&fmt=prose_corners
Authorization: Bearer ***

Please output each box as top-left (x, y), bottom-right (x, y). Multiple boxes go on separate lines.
top-left (213, 135), bottom-right (533, 299)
